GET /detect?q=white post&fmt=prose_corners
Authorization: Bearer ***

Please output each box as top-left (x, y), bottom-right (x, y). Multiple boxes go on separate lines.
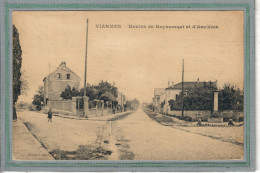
top-left (214, 90), bottom-right (218, 111)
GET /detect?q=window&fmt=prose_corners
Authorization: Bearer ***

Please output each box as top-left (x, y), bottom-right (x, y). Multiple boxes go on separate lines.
top-left (57, 73), bottom-right (61, 79)
top-left (66, 74), bottom-right (70, 79)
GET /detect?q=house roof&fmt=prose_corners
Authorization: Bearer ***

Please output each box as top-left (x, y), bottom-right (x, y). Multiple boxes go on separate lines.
top-left (166, 81), bottom-right (217, 90)
top-left (43, 61), bottom-right (80, 81)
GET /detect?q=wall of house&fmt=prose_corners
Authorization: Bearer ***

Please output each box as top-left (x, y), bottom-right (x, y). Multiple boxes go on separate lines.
top-left (159, 91), bottom-right (166, 103)
top-left (168, 89), bottom-right (181, 101)
top-left (44, 67), bottom-right (80, 103)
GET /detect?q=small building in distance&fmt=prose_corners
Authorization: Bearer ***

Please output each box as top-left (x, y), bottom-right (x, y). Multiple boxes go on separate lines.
top-left (43, 61), bottom-right (80, 106)
top-left (152, 88), bottom-right (165, 112)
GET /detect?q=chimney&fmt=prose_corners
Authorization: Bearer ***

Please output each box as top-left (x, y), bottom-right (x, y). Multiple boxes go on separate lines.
top-left (197, 78), bottom-right (199, 83)
top-left (172, 81), bottom-right (174, 86)
top-left (59, 61), bottom-right (66, 66)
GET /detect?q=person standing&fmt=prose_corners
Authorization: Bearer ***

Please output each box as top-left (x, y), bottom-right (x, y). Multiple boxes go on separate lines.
top-left (47, 108), bottom-right (53, 122)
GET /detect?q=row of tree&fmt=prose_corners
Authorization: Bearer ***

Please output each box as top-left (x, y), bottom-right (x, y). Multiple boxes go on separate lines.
top-left (59, 81), bottom-right (140, 110)
top-left (32, 80), bottom-right (140, 111)
top-left (167, 82), bottom-right (243, 111)
top-left (60, 81), bottom-right (118, 102)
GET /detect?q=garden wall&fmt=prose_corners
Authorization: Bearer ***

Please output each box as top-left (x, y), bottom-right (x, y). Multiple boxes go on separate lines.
top-left (49, 100), bottom-right (72, 113)
top-left (168, 110), bottom-right (211, 121)
top-left (219, 111), bottom-right (244, 122)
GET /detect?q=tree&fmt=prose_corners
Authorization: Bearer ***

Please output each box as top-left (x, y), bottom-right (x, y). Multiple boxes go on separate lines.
top-left (60, 85), bottom-right (80, 100)
top-left (218, 84), bottom-right (243, 111)
top-left (78, 81), bottom-right (118, 102)
top-left (129, 98), bottom-right (140, 110)
top-left (169, 82), bottom-right (244, 111)
top-left (169, 81), bottom-right (217, 110)
top-left (20, 70), bottom-right (29, 95)
top-left (32, 85), bottom-right (44, 110)
top-left (94, 81), bottom-right (118, 99)
top-left (13, 25), bottom-right (22, 120)
top-left (79, 84), bottom-right (97, 101)
top-left (16, 101), bottom-right (26, 109)
top-left (100, 91), bottom-right (116, 102)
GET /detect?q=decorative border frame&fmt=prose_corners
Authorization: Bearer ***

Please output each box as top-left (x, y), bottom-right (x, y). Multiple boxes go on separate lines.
top-left (0, 0), bottom-right (255, 171)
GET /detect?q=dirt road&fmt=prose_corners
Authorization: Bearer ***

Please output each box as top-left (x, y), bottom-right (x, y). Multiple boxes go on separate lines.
top-left (114, 109), bottom-right (244, 160)
top-left (16, 109), bottom-right (243, 160)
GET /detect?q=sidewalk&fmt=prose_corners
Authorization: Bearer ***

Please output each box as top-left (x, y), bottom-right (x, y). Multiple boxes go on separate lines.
top-left (12, 118), bottom-right (54, 160)
top-left (54, 111), bottom-right (132, 121)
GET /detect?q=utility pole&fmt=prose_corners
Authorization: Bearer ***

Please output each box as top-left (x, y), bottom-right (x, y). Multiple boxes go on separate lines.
top-left (83, 19), bottom-right (89, 116)
top-left (182, 59), bottom-right (184, 117)
top-left (47, 62), bottom-right (50, 108)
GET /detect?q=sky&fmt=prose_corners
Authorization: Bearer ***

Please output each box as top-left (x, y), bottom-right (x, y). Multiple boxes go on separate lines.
top-left (13, 11), bottom-right (244, 103)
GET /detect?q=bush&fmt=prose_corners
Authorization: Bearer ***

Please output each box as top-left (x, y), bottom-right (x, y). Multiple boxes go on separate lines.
top-left (28, 104), bottom-right (36, 111)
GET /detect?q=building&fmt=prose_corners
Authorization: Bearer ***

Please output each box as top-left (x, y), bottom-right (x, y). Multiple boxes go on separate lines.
top-left (154, 79), bottom-right (217, 114)
top-left (43, 61), bottom-right (80, 105)
top-left (152, 88), bottom-right (164, 112)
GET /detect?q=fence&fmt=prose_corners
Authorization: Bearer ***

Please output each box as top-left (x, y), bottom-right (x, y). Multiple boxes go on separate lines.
top-left (48, 98), bottom-right (121, 117)
top-left (218, 110), bottom-right (244, 122)
top-left (167, 109), bottom-right (244, 122)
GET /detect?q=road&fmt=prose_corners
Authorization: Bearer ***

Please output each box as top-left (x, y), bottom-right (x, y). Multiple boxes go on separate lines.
top-left (16, 109), bottom-right (243, 160)
top-left (114, 109), bottom-right (243, 160)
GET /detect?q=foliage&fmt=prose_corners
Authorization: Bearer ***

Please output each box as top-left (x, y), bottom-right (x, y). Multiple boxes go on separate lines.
top-left (184, 82), bottom-right (217, 110)
top-left (60, 81), bottom-right (123, 109)
top-left (168, 82), bottom-right (243, 111)
top-left (100, 91), bottom-right (116, 102)
top-left (60, 85), bottom-right (80, 100)
top-left (126, 98), bottom-right (140, 110)
top-left (146, 104), bottom-right (155, 111)
top-left (69, 81), bottom-right (118, 102)
top-left (169, 81), bottom-right (217, 110)
top-left (32, 85), bottom-right (44, 110)
top-left (16, 101), bottom-right (27, 109)
top-left (20, 70), bottom-right (29, 95)
top-left (160, 101), bottom-right (165, 108)
top-left (95, 81), bottom-right (118, 99)
top-left (78, 84), bottom-right (100, 101)
top-left (13, 25), bottom-right (23, 120)
top-left (218, 84), bottom-right (243, 111)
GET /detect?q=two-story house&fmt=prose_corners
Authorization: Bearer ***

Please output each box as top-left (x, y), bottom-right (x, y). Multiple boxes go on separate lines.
top-left (43, 61), bottom-right (80, 106)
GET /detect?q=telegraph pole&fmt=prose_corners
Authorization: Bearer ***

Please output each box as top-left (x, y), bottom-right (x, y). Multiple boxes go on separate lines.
top-left (182, 59), bottom-right (184, 117)
top-left (84, 19), bottom-right (89, 97)
top-left (83, 19), bottom-right (89, 116)
top-left (47, 62), bottom-right (50, 108)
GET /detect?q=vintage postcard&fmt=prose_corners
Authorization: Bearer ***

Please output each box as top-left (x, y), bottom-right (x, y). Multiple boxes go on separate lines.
top-left (0, 0), bottom-right (255, 172)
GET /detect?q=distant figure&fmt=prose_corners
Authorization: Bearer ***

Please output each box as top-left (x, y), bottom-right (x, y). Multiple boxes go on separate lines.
top-left (47, 108), bottom-right (53, 122)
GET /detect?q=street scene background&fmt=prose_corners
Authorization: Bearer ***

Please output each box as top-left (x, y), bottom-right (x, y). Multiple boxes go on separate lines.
top-left (12, 11), bottom-right (244, 160)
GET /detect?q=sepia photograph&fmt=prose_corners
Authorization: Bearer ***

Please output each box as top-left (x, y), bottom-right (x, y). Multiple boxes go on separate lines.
top-left (12, 11), bottom-right (245, 161)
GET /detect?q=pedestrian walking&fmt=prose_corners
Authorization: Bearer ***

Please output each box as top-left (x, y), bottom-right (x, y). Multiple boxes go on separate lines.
top-left (47, 108), bottom-right (53, 122)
